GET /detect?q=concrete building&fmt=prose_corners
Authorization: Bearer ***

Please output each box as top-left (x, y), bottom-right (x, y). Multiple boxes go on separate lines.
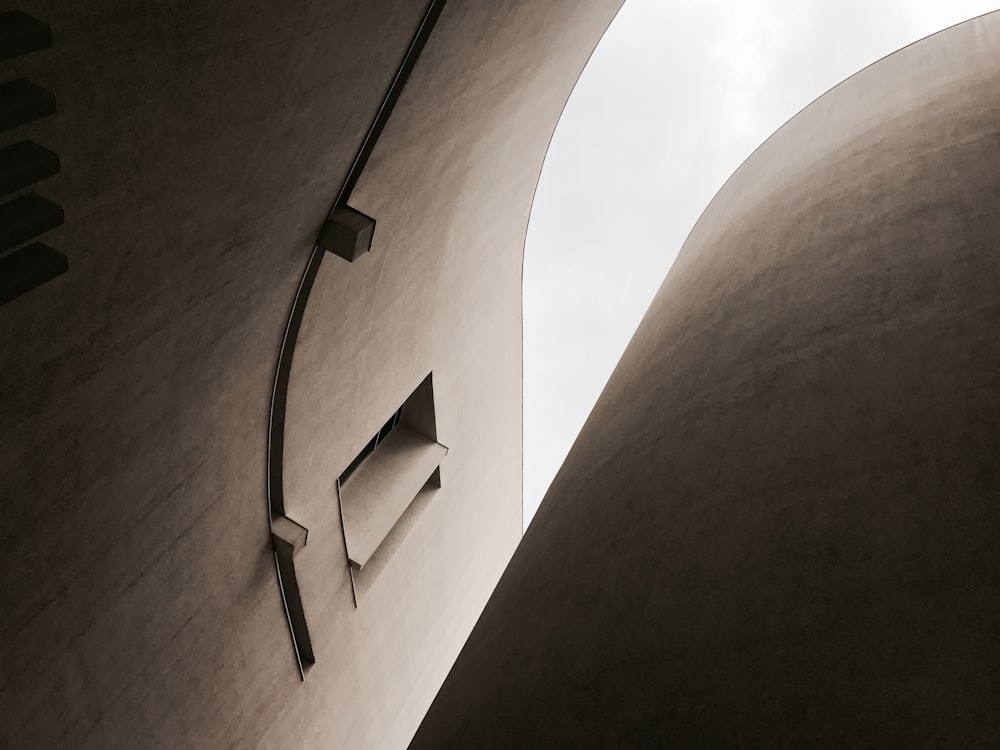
top-left (0, 1), bottom-right (622, 747)
top-left (1, 3), bottom-right (997, 750)
top-left (413, 10), bottom-right (1000, 749)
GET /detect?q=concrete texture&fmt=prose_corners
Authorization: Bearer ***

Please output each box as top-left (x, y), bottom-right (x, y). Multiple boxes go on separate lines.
top-left (412, 12), bottom-right (1000, 749)
top-left (0, 0), bottom-right (623, 747)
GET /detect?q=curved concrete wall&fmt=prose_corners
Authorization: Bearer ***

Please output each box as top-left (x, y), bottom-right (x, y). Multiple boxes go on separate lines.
top-left (413, 13), bottom-right (1000, 748)
top-left (0, 1), bottom-right (622, 747)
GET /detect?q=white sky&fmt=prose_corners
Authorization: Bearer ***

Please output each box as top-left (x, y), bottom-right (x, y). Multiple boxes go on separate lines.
top-left (523, 0), bottom-right (999, 529)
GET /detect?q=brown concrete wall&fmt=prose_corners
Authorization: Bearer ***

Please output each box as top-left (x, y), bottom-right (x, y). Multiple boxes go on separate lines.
top-left (0, 1), bottom-right (622, 747)
top-left (412, 13), bottom-right (1000, 749)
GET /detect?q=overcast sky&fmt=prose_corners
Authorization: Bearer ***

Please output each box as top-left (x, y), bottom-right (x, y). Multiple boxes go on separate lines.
top-left (523, 1), bottom-right (998, 528)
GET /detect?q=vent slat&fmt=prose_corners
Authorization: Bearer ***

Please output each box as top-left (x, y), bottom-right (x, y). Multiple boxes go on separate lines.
top-left (0, 12), bottom-right (52, 60)
top-left (0, 242), bottom-right (66, 305)
top-left (0, 193), bottom-right (64, 252)
top-left (0, 141), bottom-right (59, 196)
top-left (0, 79), bottom-right (56, 132)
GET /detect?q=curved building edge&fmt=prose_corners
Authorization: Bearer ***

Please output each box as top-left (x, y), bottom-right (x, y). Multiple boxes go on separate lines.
top-left (0, 1), bottom-right (624, 748)
top-left (412, 11), bottom-right (1000, 748)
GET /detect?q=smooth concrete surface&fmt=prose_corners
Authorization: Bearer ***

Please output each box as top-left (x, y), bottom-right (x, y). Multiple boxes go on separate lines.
top-left (0, 1), bottom-right (623, 748)
top-left (412, 13), bottom-right (1000, 749)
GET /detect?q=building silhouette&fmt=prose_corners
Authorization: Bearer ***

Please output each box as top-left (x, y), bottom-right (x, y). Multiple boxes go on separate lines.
top-left (1, 2), bottom-right (997, 748)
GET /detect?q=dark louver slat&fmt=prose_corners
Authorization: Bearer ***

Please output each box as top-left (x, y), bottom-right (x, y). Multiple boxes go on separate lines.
top-left (0, 193), bottom-right (63, 252)
top-left (0, 242), bottom-right (66, 305)
top-left (0, 141), bottom-right (59, 196)
top-left (0, 79), bottom-right (56, 132)
top-left (0, 11), bottom-right (52, 60)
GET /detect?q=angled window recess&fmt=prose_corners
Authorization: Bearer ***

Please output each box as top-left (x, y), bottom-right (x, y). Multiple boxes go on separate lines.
top-left (338, 373), bottom-right (446, 574)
